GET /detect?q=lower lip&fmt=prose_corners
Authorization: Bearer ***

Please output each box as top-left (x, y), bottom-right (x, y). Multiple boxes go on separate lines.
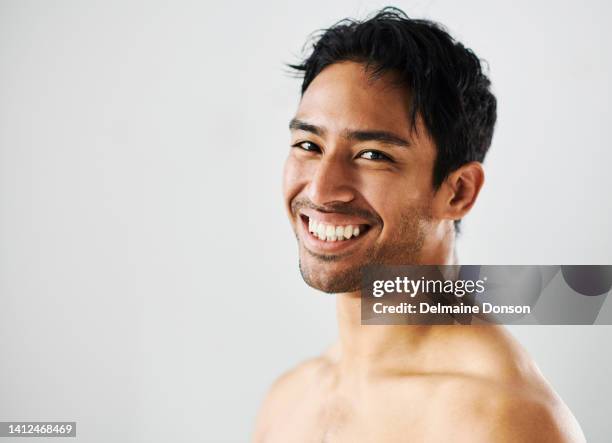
top-left (298, 216), bottom-right (370, 254)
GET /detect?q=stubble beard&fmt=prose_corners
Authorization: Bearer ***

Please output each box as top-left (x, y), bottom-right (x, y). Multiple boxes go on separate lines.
top-left (297, 206), bottom-right (432, 293)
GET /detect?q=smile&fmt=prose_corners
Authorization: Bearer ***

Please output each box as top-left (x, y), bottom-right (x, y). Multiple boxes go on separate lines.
top-left (309, 218), bottom-right (363, 241)
top-left (299, 213), bottom-right (371, 245)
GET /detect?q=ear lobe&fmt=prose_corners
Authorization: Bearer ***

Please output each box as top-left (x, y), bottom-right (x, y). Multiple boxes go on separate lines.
top-left (442, 162), bottom-right (485, 220)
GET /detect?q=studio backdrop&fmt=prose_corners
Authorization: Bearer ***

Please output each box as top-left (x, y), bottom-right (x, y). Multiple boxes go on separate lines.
top-left (0, 1), bottom-right (611, 442)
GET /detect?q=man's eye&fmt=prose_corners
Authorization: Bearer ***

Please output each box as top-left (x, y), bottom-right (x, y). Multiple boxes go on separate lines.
top-left (359, 150), bottom-right (392, 161)
top-left (292, 141), bottom-right (321, 152)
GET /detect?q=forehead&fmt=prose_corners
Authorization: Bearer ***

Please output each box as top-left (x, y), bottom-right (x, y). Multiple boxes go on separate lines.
top-left (296, 61), bottom-right (413, 136)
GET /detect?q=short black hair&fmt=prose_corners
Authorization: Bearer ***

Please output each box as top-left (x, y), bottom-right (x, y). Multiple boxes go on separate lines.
top-left (289, 7), bottom-right (497, 230)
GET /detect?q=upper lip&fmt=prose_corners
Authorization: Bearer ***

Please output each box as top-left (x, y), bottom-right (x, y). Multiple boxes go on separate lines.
top-left (299, 208), bottom-right (372, 226)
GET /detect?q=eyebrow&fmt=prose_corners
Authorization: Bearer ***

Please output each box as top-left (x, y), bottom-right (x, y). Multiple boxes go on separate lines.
top-left (289, 118), bottom-right (411, 148)
top-left (289, 118), bottom-right (324, 136)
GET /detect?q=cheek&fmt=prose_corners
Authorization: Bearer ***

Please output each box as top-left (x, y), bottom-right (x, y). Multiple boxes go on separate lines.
top-left (282, 155), bottom-right (306, 206)
top-left (359, 171), bottom-right (415, 203)
top-left (360, 170), bottom-right (430, 228)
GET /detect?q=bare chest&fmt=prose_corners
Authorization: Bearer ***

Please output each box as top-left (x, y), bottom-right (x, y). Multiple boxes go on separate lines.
top-left (260, 386), bottom-right (440, 443)
top-left (261, 391), bottom-right (362, 443)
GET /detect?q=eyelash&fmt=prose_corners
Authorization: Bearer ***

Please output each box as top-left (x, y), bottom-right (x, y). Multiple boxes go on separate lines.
top-left (357, 150), bottom-right (393, 162)
top-left (292, 141), bottom-right (321, 152)
top-left (291, 141), bottom-right (394, 162)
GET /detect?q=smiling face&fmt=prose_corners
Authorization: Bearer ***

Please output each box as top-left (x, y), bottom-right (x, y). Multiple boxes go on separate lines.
top-left (283, 62), bottom-right (446, 293)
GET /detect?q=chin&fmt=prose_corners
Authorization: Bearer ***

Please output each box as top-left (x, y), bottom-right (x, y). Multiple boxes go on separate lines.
top-left (298, 252), bottom-right (364, 294)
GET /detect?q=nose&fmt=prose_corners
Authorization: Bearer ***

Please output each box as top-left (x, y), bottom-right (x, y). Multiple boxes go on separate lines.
top-left (306, 153), bottom-right (356, 206)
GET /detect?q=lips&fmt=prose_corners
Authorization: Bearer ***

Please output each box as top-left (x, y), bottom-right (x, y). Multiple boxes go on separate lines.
top-left (297, 211), bottom-right (373, 254)
top-left (305, 216), bottom-right (365, 242)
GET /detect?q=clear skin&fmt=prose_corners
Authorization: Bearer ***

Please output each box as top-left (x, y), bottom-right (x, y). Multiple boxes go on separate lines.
top-left (253, 62), bottom-right (585, 442)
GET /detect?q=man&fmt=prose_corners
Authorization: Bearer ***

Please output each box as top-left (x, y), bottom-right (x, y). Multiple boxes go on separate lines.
top-left (254, 8), bottom-right (585, 442)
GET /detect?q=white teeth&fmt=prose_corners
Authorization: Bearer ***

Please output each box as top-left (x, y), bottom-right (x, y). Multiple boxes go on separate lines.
top-left (343, 225), bottom-right (353, 239)
top-left (306, 218), bottom-right (365, 242)
top-left (317, 224), bottom-right (326, 239)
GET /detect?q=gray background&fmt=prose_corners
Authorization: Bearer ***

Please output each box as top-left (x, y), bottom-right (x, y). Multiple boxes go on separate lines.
top-left (0, 0), bottom-right (610, 441)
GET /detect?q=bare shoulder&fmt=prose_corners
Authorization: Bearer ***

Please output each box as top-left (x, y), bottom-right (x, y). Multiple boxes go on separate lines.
top-left (252, 353), bottom-right (333, 441)
top-left (475, 386), bottom-right (586, 442)
top-left (424, 376), bottom-right (586, 442)
top-left (411, 325), bottom-right (586, 442)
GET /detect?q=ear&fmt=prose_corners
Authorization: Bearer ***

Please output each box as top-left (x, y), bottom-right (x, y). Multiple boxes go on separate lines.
top-left (433, 162), bottom-right (485, 222)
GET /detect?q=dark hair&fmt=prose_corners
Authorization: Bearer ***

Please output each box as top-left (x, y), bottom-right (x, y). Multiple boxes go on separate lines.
top-left (289, 7), bottom-right (497, 231)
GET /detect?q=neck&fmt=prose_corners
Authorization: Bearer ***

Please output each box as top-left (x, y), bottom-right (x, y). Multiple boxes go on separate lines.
top-left (333, 230), bottom-right (457, 377)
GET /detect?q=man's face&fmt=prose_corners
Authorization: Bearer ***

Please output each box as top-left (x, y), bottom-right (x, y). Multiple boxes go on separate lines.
top-left (283, 62), bottom-right (440, 293)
